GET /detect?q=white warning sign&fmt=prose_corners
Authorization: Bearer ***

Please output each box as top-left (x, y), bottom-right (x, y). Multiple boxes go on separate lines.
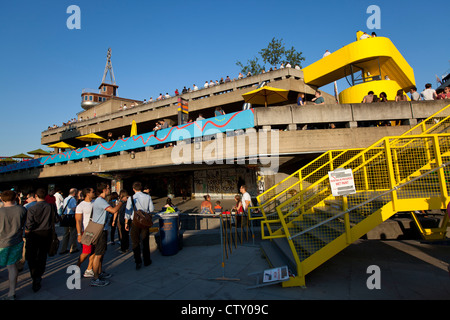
top-left (328, 168), bottom-right (356, 197)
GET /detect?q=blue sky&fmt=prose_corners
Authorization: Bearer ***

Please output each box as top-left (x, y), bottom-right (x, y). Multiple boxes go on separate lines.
top-left (0, 0), bottom-right (449, 157)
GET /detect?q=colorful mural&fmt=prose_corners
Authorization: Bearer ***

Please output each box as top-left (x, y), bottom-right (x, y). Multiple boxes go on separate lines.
top-left (0, 109), bottom-right (255, 174)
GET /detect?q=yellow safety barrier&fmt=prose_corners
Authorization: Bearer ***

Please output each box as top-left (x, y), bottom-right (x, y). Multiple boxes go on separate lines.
top-left (249, 104), bottom-right (450, 287)
top-left (249, 104), bottom-right (450, 223)
top-left (272, 133), bottom-right (450, 287)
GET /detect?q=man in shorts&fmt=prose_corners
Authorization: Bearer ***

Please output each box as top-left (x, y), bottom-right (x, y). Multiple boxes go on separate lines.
top-left (0, 190), bottom-right (27, 299)
top-left (90, 182), bottom-right (126, 287)
top-left (75, 187), bottom-right (95, 278)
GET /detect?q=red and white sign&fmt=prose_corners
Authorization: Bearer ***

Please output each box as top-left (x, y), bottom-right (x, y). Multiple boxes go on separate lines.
top-left (328, 168), bottom-right (356, 197)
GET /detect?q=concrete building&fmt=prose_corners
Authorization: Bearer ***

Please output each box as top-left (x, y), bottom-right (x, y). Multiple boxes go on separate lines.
top-left (2, 64), bottom-right (450, 203)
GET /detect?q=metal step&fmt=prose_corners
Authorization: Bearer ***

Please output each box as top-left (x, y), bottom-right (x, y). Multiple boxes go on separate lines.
top-left (260, 239), bottom-right (297, 275)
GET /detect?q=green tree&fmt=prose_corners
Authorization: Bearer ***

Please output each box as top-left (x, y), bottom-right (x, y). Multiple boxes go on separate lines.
top-left (284, 46), bottom-right (305, 67)
top-left (236, 37), bottom-right (305, 74)
top-left (259, 38), bottom-right (286, 66)
top-left (236, 56), bottom-right (264, 76)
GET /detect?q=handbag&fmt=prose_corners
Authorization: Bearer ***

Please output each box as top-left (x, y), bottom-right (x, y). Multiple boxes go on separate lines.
top-left (80, 208), bottom-right (104, 246)
top-left (48, 206), bottom-right (60, 257)
top-left (48, 231), bottom-right (60, 257)
top-left (60, 214), bottom-right (76, 228)
top-left (132, 196), bottom-right (153, 229)
top-left (60, 198), bottom-right (76, 228)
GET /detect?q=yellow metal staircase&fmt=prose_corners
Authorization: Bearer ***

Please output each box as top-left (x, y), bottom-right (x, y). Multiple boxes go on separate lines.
top-left (249, 104), bottom-right (450, 287)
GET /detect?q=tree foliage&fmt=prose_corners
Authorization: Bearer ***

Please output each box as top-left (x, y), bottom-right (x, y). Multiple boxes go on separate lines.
top-left (235, 57), bottom-right (264, 76)
top-left (236, 37), bottom-right (305, 74)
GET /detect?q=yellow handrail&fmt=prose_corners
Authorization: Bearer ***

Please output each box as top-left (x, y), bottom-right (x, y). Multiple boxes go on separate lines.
top-left (251, 104), bottom-right (450, 224)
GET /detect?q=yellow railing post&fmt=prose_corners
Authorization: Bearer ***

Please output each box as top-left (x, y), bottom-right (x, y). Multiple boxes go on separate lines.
top-left (432, 135), bottom-right (449, 203)
top-left (361, 153), bottom-right (369, 191)
top-left (342, 195), bottom-right (352, 244)
top-left (329, 151), bottom-right (334, 171)
top-left (392, 148), bottom-right (401, 183)
top-left (299, 170), bottom-right (305, 215)
top-left (384, 138), bottom-right (398, 211)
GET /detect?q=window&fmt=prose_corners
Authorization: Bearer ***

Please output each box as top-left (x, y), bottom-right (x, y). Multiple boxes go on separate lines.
top-left (89, 96), bottom-right (93, 101)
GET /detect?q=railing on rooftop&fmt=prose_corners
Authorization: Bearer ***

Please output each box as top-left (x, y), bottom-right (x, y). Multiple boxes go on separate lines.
top-left (82, 88), bottom-right (100, 94)
top-left (42, 67), bottom-right (304, 134)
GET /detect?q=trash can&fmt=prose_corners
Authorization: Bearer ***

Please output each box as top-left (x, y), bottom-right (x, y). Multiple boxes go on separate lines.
top-left (158, 214), bottom-right (180, 256)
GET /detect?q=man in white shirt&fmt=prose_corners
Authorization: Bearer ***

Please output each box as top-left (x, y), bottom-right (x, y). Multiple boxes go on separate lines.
top-left (410, 87), bottom-right (421, 101)
top-left (125, 181), bottom-right (154, 270)
top-left (54, 189), bottom-right (64, 215)
top-left (240, 185), bottom-right (252, 214)
top-left (421, 83), bottom-right (437, 100)
top-left (360, 32), bottom-right (370, 40)
top-left (240, 185), bottom-right (252, 228)
top-left (75, 187), bottom-right (95, 278)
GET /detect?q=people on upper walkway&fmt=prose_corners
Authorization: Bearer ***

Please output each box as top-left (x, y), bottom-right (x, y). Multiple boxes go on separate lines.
top-left (410, 87), bottom-right (421, 101)
top-left (436, 87), bottom-right (450, 100)
top-left (379, 92), bottom-right (388, 102)
top-left (395, 89), bottom-right (408, 102)
top-left (362, 91), bottom-right (374, 103)
top-left (297, 93), bottom-right (305, 106)
top-left (421, 83), bottom-right (437, 100)
top-left (312, 91), bottom-right (325, 105)
top-left (360, 32), bottom-right (370, 40)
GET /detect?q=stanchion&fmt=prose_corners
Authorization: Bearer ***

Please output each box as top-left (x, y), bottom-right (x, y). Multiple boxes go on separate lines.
top-left (208, 214), bottom-right (240, 282)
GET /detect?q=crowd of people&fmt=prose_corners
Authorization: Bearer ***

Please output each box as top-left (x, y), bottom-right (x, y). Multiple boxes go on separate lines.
top-left (142, 64), bottom-right (300, 106)
top-left (0, 181), bottom-right (157, 298)
top-left (0, 181), bottom-right (256, 299)
top-left (359, 83), bottom-right (450, 105)
top-left (47, 118), bottom-right (79, 130)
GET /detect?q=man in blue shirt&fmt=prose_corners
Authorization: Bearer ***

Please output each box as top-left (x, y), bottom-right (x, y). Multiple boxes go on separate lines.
top-left (59, 188), bottom-right (78, 254)
top-left (125, 181), bottom-right (154, 270)
top-left (90, 182), bottom-right (126, 287)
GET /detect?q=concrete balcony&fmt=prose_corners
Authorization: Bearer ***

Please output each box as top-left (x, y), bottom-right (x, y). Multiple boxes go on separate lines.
top-left (41, 68), bottom-right (315, 146)
top-left (4, 100), bottom-right (450, 186)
